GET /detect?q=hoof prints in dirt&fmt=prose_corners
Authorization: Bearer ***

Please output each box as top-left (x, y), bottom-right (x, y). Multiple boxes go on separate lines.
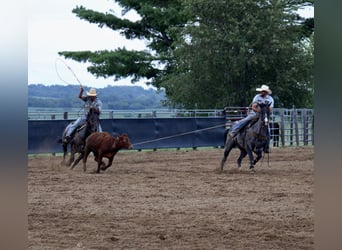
top-left (28, 147), bottom-right (314, 249)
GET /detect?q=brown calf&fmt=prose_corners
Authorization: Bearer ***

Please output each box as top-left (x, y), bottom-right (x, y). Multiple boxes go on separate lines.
top-left (82, 132), bottom-right (133, 173)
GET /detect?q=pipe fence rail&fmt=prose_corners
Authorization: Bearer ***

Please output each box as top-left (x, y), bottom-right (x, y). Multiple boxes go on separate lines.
top-left (28, 108), bottom-right (313, 154)
top-left (28, 108), bottom-right (225, 120)
top-left (224, 107), bottom-right (314, 147)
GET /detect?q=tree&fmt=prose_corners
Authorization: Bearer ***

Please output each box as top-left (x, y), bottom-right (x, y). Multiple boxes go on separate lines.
top-left (162, 0), bottom-right (314, 108)
top-left (59, 0), bottom-right (314, 108)
top-left (59, 0), bottom-right (186, 87)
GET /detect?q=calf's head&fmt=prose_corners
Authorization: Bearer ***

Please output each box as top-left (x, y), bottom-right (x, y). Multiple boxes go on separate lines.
top-left (112, 134), bottom-right (133, 150)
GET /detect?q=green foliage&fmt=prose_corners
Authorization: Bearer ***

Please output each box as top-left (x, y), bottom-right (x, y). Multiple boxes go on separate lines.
top-left (59, 0), bottom-right (314, 109)
top-left (60, 0), bottom-right (186, 87)
top-left (163, 0), bottom-right (314, 108)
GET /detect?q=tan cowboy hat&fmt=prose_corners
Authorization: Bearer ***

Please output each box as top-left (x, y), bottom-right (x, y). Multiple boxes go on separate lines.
top-left (87, 88), bottom-right (97, 96)
top-left (256, 84), bottom-right (272, 94)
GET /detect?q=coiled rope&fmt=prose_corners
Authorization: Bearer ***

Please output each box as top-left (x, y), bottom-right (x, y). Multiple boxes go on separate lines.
top-left (55, 58), bottom-right (83, 87)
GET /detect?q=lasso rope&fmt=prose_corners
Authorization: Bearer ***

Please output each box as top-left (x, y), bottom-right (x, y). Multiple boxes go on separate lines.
top-left (133, 123), bottom-right (227, 146)
top-left (55, 58), bottom-right (83, 87)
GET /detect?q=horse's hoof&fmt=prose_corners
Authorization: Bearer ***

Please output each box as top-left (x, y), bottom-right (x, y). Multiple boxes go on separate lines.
top-left (250, 168), bottom-right (255, 174)
top-left (215, 168), bottom-right (223, 174)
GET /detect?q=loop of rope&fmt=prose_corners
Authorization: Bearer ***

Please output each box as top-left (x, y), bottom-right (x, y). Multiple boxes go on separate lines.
top-left (55, 58), bottom-right (83, 87)
top-left (133, 123), bottom-right (226, 146)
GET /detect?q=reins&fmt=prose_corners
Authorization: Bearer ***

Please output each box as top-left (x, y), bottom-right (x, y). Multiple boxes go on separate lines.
top-left (259, 151), bottom-right (270, 168)
top-left (133, 123), bottom-right (227, 146)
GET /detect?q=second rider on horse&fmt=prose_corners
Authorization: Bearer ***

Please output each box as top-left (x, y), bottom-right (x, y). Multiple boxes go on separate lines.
top-left (228, 84), bottom-right (274, 153)
top-left (64, 86), bottom-right (103, 143)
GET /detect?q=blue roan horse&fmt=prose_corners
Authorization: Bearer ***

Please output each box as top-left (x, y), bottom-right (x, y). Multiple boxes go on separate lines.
top-left (61, 107), bottom-right (100, 167)
top-left (220, 103), bottom-right (270, 174)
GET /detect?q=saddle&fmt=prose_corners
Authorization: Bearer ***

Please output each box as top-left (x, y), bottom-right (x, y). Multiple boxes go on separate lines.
top-left (76, 123), bottom-right (87, 132)
top-left (245, 117), bottom-right (259, 129)
top-left (68, 122), bottom-right (87, 138)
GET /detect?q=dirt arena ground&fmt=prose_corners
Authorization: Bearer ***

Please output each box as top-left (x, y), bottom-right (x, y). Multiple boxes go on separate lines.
top-left (28, 146), bottom-right (314, 250)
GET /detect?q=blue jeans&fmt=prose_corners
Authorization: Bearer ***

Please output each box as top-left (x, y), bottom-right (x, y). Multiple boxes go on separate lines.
top-left (230, 111), bottom-right (258, 134)
top-left (230, 111), bottom-right (271, 150)
top-left (66, 115), bottom-right (102, 137)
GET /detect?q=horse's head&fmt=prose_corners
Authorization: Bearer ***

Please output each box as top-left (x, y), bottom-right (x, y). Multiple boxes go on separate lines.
top-left (258, 102), bottom-right (271, 127)
top-left (86, 107), bottom-right (100, 133)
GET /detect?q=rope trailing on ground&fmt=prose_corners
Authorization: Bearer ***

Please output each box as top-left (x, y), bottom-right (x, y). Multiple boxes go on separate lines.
top-left (133, 123), bottom-right (227, 146)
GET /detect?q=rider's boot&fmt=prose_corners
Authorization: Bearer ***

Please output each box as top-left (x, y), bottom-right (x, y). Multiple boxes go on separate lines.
top-left (228, 132), bottom-right (237, 138)
top-left (64, 135), bottom-right (72, 144)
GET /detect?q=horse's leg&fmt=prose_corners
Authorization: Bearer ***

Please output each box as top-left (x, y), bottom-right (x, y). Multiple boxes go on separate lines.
top-left (70, 153), bottom-right (83, 170)
top-left (82, 147), bottom-right (92, 173)
top-left (253, 140), bottom-right (267, 165)
top-left (66, 140), bottom-right (79, 166)
top-left (67, 150), bottom-right (75, 167)
top-left (253, 151), bottom-right (263, 165)
top-left (62, 143), bottom-right (68, 165)
top-left (237, 149), bottom-right (247, 168)
top-left (253, 142), bottom-right (266, 165)
top-left (246, 143), bottom-right (256, 174)
top-left (61, 127), bottom-right (68, 165)
top-left (220, 139), bottom-right (235, 171)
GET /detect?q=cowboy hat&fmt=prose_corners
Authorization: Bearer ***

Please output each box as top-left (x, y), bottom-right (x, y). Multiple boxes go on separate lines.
top-left (256, 84), bottom-right (272, 94)
top-left (87, 88), bottom-right (97, 96)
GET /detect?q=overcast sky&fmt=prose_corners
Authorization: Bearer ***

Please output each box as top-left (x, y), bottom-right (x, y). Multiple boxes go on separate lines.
top-left (28, 0), bottom-right (313, 89)
top-left (28, 0), bottom-right (148, 89)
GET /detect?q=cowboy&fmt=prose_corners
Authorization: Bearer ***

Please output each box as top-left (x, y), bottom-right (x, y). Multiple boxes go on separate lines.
top-left (228, 84), bottom-right (274, 153)
top-left (64, 87), bottom-right (103, 143)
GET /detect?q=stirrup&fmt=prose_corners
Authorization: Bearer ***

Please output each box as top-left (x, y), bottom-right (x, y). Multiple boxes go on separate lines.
top-left (229, 132), bottom-right (237, 138)
top-left (63, 136), bottom-right (71, 143)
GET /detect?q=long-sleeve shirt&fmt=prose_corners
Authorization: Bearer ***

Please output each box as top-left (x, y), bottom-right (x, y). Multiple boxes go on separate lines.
top-left (80, 96), bottom-right (102, 115)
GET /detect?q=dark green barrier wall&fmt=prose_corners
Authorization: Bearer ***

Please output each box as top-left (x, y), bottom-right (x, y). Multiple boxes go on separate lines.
top-left (28, 118), bottom-right (226, 154)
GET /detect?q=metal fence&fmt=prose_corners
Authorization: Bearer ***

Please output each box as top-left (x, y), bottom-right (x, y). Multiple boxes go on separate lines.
top-left (224, 107), bottom-right (314, 147)
top-left (28, 108), bottom-right (314, 151)
top-left (27, 108), bottom-right (225, 120)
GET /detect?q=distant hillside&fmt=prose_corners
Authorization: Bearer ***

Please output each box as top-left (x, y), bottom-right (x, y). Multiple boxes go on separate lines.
top-left (28, 84), bottom-right (167, 110)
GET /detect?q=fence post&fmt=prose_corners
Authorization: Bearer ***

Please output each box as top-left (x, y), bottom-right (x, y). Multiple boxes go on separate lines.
top-left (312, 114), bottom-right (314, 145)
top-left (290, 110), bottom-right (294, 146)
top-left (109, 111), bottom-right (114, 119)
top-left (63, 112), bottom-right (68, 120)
top-left (280, 110), bottom-right (285, 146)
top-left (294, 110), bottom-right (299, 146)
top-left (303, 109), bottom-right (308, 145)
